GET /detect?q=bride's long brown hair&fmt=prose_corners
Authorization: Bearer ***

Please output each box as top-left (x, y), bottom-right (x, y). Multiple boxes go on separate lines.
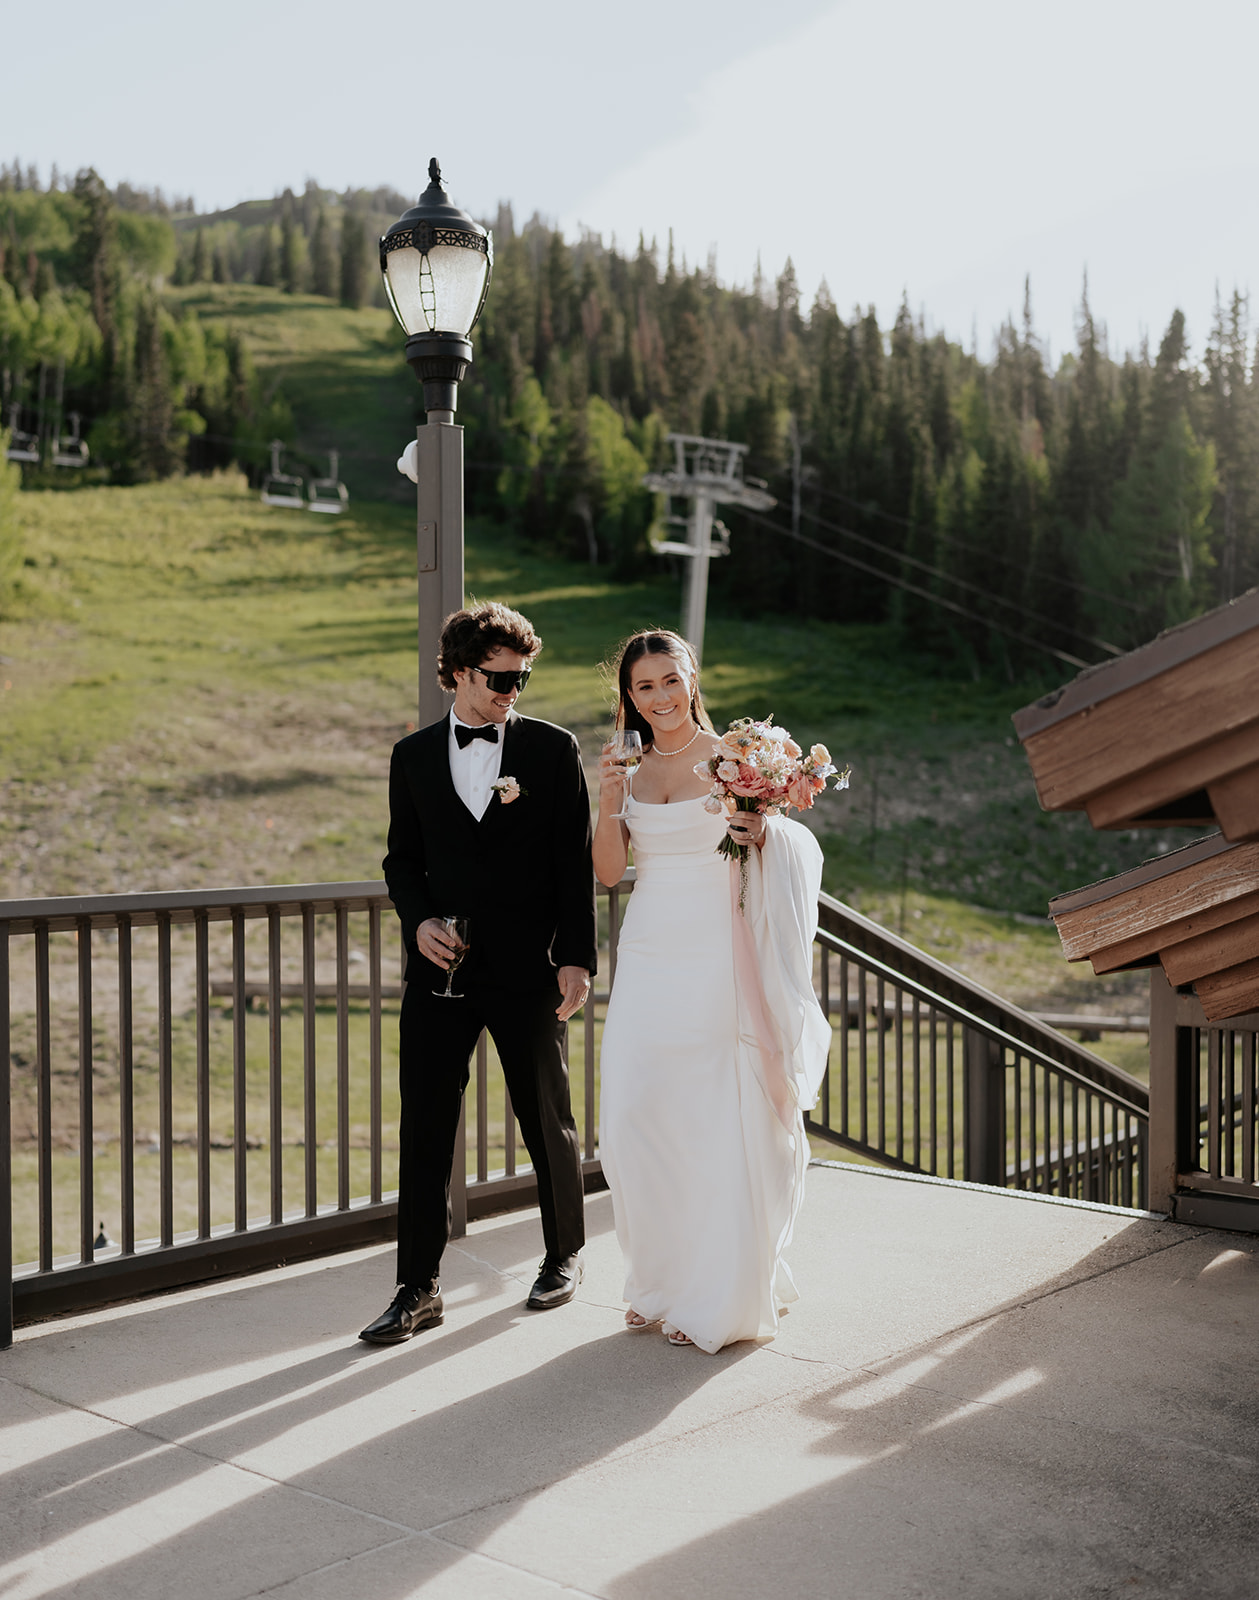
top-left (610, 630), bottom-right (715, 750)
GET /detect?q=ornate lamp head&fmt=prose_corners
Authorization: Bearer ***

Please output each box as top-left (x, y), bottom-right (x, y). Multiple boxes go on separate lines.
top-left (380, 159), bottom-right (493, 416)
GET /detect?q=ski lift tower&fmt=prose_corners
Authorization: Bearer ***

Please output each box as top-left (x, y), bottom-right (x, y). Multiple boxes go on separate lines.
top-left (643, 434), bottom-right (776, 666)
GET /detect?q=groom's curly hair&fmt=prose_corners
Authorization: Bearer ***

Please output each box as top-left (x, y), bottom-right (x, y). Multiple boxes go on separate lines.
top-left (436, 601), bottom-right (542, 690)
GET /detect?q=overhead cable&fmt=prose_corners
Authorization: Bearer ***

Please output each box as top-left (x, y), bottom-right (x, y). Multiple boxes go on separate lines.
top-left (790, 504), bottom-right (1123, 659)
top-left (735, 506), bottom-right (1095, 672)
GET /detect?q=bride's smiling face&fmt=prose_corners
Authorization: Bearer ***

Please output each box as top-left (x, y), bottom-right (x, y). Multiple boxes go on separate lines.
top-left (629, 650), bottom-right (693, 733)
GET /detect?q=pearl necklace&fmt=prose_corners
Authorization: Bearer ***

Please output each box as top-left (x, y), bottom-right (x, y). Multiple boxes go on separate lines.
top-left (650, 723), bottom-right (704, 759)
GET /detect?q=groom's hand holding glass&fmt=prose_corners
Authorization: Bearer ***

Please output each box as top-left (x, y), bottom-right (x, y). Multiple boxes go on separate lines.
top-left (415, 923), bottom-right (589, 1019)
top-left (416, 916), bottom-right (467, 970)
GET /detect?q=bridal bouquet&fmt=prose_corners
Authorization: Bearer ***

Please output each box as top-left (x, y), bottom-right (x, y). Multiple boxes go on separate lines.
top-left (696, 715), bottom-right (850, 908)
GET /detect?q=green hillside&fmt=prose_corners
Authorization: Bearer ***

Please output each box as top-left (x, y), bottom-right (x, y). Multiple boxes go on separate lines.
top-left (1, 467), bottom-right (1166, 1076)
top-left (168, 283), bottom-right (418, 504)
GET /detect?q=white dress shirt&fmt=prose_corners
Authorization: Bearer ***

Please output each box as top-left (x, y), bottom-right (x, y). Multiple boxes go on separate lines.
top-left (449, 710), bottom-right (504, 821)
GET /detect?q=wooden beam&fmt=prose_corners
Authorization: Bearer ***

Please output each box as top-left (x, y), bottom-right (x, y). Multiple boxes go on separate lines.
top-left (1087, 887), bottom-right (1259, 972)
top-left (1192, 956), bottom-right (1259, 1023)
top-left (1083, 717), bottom-right (1259, 830)
top-left (1013, 588), bottom-right (1259, 740)
top-left (1209, 760), bottom-right (1259, 842)
top-left (1052, 841), bottom-right (1259, 963)
top-left (1159, 910), bottom-right (1259, 987)
top-left (1019, 628), bottom-right (1259, 811)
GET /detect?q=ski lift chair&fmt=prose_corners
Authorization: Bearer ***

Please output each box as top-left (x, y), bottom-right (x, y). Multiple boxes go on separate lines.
top-left (260, 439), bottom-right (306, 508)
top-left (307, 449), bottom-right (348, 514)
top-left (51, 411), bottom-right (89, 468)
top-left (5, 404), bottom-right (41, 463)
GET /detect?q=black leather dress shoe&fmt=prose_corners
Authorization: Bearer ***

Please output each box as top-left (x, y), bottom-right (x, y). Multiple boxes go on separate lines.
top-left (526, 1254), bottom-right (583, 1309)
top-left (358, 1283), bottom-right (443, 1344)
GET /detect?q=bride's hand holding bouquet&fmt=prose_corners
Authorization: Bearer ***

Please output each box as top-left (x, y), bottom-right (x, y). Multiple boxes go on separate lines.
top-left (695, 715), bottom-right (850, 907)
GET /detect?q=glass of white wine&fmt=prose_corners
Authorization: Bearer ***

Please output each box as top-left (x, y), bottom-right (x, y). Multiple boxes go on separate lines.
top-left (608, 730), bottom-right (643, 820)
top-left (432, 915), bottom-right (471, 998)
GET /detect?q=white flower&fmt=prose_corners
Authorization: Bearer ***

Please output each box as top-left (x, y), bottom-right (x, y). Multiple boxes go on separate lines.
top-left (491, 776), bottom-right (524, 805)
top-left (702, 794), bottom-right (725, 815)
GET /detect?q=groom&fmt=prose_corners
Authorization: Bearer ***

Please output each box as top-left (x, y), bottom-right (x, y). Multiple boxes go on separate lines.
top-left (359, 601), bottom-right (596, 1344)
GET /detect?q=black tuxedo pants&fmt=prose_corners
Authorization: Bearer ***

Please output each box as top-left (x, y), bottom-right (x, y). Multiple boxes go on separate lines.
top-left (396, 979), bottom-right (586, 1286)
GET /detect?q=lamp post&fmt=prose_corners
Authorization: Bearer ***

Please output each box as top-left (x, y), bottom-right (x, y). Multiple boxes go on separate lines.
top-left (381, 159), bottom-right (493, 726)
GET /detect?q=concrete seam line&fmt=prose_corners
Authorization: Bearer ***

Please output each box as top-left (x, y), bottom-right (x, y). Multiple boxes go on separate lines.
top-left (250, 1533), bottom-right (423, 1596)
top-left (808, 1157), bottom-right (1169, 1221)
top-left (417, 1529), bottom-right (606, 1597)
top-left (447, 1244), bottom-right (536, 1283)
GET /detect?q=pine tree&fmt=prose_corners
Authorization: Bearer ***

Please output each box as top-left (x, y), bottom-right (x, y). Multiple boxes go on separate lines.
top-left (131, 293), bottom-right (180, 479)
top-left (70, 168), bottom-right (118, 343)
top-left (1203, 290), bottom-right (1258, 600)
top-left (339, 212), bottom-right (366, 309)
top-left (256, 225), bottom-right (279, 287)
top-left (280, 211), bottom-right (302, 294)
top-left (310, 209), bottom-right (338, 299)
top-left (191, 228), bottom-right (207, 282)
top-left (1102, 312), bottom-right (1217, 643)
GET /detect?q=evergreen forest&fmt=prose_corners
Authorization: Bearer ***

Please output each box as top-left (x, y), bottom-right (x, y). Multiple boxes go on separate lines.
top-left (4, 158), bottom-right (1258, 672)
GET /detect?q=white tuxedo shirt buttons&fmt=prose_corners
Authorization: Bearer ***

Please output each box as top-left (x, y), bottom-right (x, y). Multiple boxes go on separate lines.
top-left (448, 712), bottom-right (504, 821)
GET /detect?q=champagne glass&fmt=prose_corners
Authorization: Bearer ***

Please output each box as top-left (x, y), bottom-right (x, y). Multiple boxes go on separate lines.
top-left (609, 730), bottom-right (643, 819)
top-left (432, 915), bottom-right (471, 998)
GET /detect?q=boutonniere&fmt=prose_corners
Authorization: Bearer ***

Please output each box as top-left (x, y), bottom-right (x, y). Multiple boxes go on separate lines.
top-left (491, 776), bottom-right (526, 805)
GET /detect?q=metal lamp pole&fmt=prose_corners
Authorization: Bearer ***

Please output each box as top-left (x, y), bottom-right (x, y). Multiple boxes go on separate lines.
top-left (380, 160), bottom-right (494, 727)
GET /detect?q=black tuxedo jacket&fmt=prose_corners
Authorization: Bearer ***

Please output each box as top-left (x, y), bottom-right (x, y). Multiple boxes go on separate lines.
top-left (383, 710), bottom-right (597, 991)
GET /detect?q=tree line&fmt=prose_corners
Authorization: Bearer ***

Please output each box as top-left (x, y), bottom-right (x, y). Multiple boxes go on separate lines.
top-left (1, 165), bottom-right (290, 488)
top-left (464, 217), bottom-right (1250, 669)
top-left (5, 159), bottom-right (1256, 666)
top-left (168, 178), bottom-right (405, 312)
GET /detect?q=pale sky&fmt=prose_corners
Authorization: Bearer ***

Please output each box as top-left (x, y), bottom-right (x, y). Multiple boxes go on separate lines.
top-left (5, 0), bottom-right (1257, 362)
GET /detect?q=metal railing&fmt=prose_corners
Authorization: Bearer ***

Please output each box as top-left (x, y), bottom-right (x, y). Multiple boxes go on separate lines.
top-left (0, 877), bottom-right (630, 1345)
top-left (4, 874), bottom-right (1153, 1348)
top-left (808, 896), bottom-right (1150, 1209)
top-left (1149, 969), bottom-right (1259, 1230)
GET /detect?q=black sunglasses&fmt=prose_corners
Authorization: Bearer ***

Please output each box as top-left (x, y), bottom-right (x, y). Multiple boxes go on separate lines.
top-left (470, 665), bottom-right (532, 694)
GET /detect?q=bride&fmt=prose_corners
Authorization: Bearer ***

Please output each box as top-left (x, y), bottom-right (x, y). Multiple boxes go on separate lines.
top-left (594, 629), bottom-right (831, 1352)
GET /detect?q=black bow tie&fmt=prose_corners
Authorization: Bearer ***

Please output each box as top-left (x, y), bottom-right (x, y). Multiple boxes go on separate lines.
top-left (455, 722), bottom-right (499, 749)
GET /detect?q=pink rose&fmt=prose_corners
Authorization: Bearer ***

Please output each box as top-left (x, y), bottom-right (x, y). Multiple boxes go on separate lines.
top-left (728, 766), bottom-right (770, 799)
top-left (787, 773), bottom-right (816, 810)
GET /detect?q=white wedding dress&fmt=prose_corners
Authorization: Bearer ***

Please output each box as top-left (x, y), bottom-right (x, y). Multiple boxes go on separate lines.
top-left (599, 795), bottom-right (831, 1353)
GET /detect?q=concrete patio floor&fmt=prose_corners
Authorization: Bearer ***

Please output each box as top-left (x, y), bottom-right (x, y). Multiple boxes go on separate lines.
top-left (2, 1162), bottom-right (1256, 1600)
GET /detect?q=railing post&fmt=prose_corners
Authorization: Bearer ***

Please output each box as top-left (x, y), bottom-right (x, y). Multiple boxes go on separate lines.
top-left (963, 1028), bottom-right (1004, 1186)
top-left (1, 922), bottom-right (12, 1351)
top-left (1148, 967), bottom-right (1196, 1214)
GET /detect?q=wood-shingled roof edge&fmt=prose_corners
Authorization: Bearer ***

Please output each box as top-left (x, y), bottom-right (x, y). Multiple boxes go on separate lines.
top-left (1046, 832), bottom-right (1230, 917)
top-left (1012, 586), bottom-right (1259, 740)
